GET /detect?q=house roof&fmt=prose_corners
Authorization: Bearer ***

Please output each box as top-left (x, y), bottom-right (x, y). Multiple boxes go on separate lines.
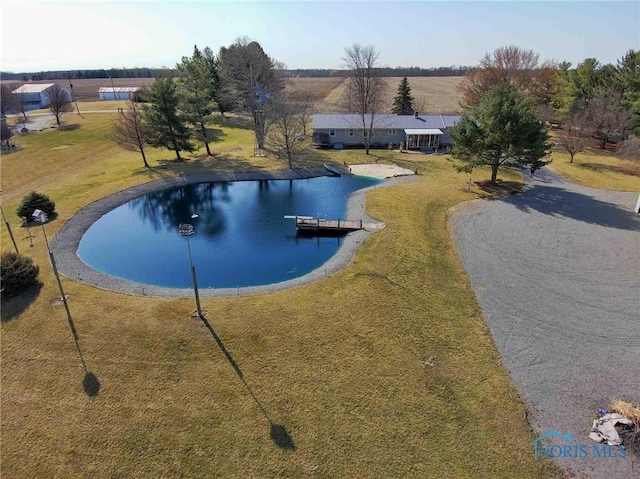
top-left (98, 87), bottom-right (143, 93)
top-left (405, 128), bottom-right (443, 135)
top-left (12, 83), bottom-right (55, 94)
top-left (312, 114), bottom-right (461, 130)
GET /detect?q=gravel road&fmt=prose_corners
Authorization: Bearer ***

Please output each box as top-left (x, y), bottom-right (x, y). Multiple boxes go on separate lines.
top-left (452, 168), bottom-right (640, 478)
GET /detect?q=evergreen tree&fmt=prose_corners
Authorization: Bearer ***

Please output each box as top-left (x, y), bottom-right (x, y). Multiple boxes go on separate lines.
top-left (616, 49), bottom-right (640, 133)
top-left (392, 76), bottom-right (415, 115)
top-left (143, 75), bottom-right (194, 161)
top-left (451, 83), bottom-right (552, 184)
top-left (176, 46), bottom-right (217, 155)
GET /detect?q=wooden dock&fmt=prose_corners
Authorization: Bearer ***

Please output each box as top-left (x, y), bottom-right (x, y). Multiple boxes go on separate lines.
top-left (284, 215), bottom-right (363, 236)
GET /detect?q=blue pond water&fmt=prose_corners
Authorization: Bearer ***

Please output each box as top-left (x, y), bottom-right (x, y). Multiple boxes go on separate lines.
top-left (78, 176), bottom-right (381, 288)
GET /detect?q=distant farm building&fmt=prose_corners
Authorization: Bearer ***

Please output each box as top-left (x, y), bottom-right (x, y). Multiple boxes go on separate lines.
top-left (11, 83), bottom-right (71, 111)
top-left (99, 87), bottom-right (143, 101)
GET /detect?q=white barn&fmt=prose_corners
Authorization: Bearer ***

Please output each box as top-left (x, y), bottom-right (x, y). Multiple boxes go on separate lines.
top-left (11, 83), bottom-right (70, 110)
top-left (98, 87), bottom-right (143, 101)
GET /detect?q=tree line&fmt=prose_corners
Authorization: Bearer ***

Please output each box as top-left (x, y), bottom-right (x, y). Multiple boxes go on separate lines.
top-left (0, 68), bottom-right (175, 81)
top-left (286, 66), bottom-right (471, 77)
top-left (1, 65), bottom-right (472, 82)
top-left (451, 45), bottom-right (640, 180)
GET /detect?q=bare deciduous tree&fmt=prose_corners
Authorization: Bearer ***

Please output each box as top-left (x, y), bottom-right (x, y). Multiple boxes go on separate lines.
top-left (556, 110), bottom-right (587, 163)
top-left (460, 45), bottom-right (556, 107)
top-left (111, 101), bottom-right (149, 168)
top-left (616, 137), bottom-right (640, 161)
top-left (8, 83), bottom-right (29, 121)
top-left (45, 84), bottom-right (73, 126)
top-left (1, 83), bottom-right (19, 117)
top-left (266, 96), bottom-right (306, 169)
top-left (217, 38), bottom-right (284, 153)
top-left (585, 90), bottom-right (633, 149)
top-left (342, 43), bottom-right (387, 155)
top-left (289, 91), bottom-right (313, 135)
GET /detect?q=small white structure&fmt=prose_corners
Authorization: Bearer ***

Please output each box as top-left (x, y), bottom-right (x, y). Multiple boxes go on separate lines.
top-left (98, 87), bottom-right (143, 101)
top-left (11, 83), bottom-right (69, 110)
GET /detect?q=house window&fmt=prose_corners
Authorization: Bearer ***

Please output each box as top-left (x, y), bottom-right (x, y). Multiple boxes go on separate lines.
top-left (388, 129), bottom-right (396, 135)
top-left (349, 129), bottom-right (354, 136)
top-left (330, 129), bottom-right (335, 136)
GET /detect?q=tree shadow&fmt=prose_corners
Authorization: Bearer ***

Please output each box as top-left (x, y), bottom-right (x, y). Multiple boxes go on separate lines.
top-left (141, 154), bottom-right (269, 178)
top-left (209, 114), bottom-right (254, 131)
top-left (0, 144), bottom-right (22, 154)
top-left (475, 180), bottom-right (523, 197)
top-left (20, 212), bottom-right (59, 227)
top-left (1, 282), bottom-right (43, 323)
top-left (58, 123), bottom-right (81, 131)
top-left (192, 127), bottom-right (225, 143)
top-left (508, 184), bottom-right (640, 231)
top-left (198, 315), bottom-right (295, 450)
top-left (574, 162), bottom-right (640, 177)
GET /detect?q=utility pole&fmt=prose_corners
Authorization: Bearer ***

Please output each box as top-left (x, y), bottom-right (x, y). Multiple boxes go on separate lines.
top-left (1, 206), bottom-right (19, 254)
top-left (68, 77), bottom-right (84, 118)
top-left (33, 209), bottom-right (78, 340)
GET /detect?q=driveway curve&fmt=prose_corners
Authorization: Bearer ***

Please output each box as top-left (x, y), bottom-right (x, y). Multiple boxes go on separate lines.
top-left (452, 168), bottom-right (640, 478)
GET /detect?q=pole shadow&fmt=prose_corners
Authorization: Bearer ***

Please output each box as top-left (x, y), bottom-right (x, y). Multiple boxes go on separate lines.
top-left (199, 314), bottom-right (295, 450)
top-left (63, 310), bottom-right (100, 397)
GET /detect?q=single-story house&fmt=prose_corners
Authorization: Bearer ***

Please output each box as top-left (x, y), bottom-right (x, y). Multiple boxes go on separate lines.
top-left (312, 113), bottom-right (461, 151)
top-left (98, 87), bottom-right (143, 101)
top-left (11, 83), bottom-right (71, 111)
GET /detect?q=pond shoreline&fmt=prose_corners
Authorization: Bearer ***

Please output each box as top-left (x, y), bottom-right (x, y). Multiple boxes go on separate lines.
top-left (50, 166), bottom-right (418, 298)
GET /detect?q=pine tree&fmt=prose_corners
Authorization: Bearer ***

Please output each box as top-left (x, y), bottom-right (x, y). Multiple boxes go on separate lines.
top-left (451, 83), bottom-right (552, 183)
top-left (176, 46), bottom-right (217, 155)
top-left (143, 75), bottom-right (194, 161)
top-left (392, 76), bottom-right (414, 115)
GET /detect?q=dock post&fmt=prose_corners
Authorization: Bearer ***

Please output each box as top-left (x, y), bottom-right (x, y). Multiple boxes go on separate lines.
top-left (360, 219), bottom-right (362, 229)
top-left (338, 218), bottom-right (340, 228)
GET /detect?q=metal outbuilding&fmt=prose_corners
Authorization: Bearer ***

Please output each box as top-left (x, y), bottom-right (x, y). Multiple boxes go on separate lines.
top-left (98, 87), bottom-right (143, 101)
top-left (11, 83), bottom-right (69, 110)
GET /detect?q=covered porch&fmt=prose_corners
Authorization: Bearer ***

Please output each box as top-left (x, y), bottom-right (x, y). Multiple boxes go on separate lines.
top-left (404, 128), bottom-right (443, 150)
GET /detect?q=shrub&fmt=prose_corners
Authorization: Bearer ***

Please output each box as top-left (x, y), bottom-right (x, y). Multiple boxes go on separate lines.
top-left (1, 252), bottom-right (40, 298)
top-left (16, 191), bottom-right (56, 221)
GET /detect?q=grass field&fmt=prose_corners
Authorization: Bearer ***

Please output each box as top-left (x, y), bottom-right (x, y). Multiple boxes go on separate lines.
top-left (1, 109), bottom-right (565, 477)
top-left (548, 142), bottom-right (640, 191)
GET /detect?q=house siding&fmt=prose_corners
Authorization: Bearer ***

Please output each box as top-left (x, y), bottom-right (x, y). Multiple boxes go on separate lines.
top-left (314, 127), bottom-right (454, 148)
top-left (312, 114), bottom-right (460, 149)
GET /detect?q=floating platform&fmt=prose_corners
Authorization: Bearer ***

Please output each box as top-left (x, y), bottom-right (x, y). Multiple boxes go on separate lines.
top-left (284, 215), bottom-right (363, 236)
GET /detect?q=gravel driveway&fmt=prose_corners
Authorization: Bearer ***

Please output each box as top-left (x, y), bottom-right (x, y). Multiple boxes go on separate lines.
top-left (9, 114), bottom-right (55, 132)
top-left (452, 168), bottom-right (640, 478)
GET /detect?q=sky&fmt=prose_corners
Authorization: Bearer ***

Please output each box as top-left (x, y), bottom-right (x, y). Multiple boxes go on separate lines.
top-left (1, 0), bottom-right (638, 73)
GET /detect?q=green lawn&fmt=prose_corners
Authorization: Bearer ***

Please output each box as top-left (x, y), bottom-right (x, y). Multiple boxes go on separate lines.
top-left (548, 146), bottom-right (640, 191)
top-left (0, 110), bottom-right (566, 478)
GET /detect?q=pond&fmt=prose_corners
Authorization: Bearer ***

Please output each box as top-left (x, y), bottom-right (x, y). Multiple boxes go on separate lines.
top-left (78, 176), bottom-right (381, 289)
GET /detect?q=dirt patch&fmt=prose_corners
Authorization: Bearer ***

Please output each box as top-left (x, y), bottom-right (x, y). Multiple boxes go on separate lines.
top-left (348, 163), bottom-right (416, 179)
